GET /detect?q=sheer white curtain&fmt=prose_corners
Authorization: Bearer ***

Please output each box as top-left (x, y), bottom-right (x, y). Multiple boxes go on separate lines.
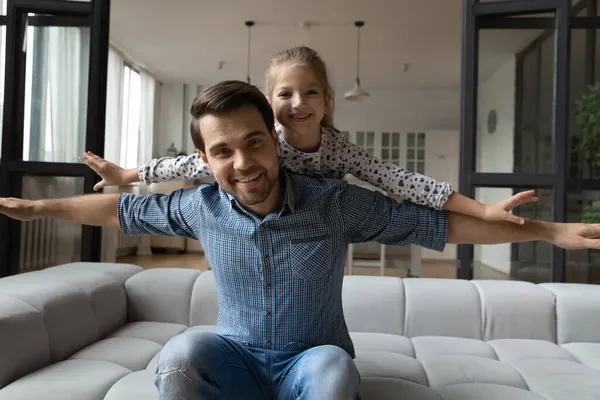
top-left (101, 46), bottom-right (156, 260)
top-left (138, 70), bottom-right (155, 167)
top-left (101, 46), bottom-right (125, 262)
top-left (104, 46), bottom-right (124, 164)
top-left (47, 28), bottom-right (87, 162)
top-left (132, 71), bottom-right (156, 257)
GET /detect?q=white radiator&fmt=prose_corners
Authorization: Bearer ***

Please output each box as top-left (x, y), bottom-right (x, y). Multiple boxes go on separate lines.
top-left (116, 230), bottom-right (143, 257)
top-left (18, 217), bottom-right (146, 271)
top-left (19, 218), bottom-right (58, 273)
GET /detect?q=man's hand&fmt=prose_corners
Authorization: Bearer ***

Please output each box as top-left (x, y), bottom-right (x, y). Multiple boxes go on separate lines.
top-left (79, 152), bottom-right (139, 191)
top-left (550, 222), bottom-right (600, 250)
top-left (0, 194), bottom-right (121, 227)
top-left (482, 190), bottom-right (539, 225)
top-left (0, 198), bottom-right (38, 221)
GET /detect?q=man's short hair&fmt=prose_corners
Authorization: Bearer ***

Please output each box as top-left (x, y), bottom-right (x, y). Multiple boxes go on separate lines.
top-left (189, 80), bottom-right (275, 152)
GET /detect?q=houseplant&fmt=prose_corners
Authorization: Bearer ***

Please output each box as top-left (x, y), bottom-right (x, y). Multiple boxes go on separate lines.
top-left (575, 82), bottom-right (600, 170)
top-left (576, 83), bottom-right (600, 223)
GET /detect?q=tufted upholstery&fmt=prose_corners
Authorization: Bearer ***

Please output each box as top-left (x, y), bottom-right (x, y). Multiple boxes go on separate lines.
top-left (0, 263), bottom-right (599, 399)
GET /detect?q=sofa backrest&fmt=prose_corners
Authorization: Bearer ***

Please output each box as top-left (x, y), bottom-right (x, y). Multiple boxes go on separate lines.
top-left (123, 268), bottom-right (600, 345)
top-left (539, 283), bottom-right (600, 344)
top-left (0, 262), bottom-right (142, 389)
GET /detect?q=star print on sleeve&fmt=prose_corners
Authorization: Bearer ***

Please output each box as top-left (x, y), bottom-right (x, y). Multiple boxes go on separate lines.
top-left (321, 129), bottom-right (452, 210)
top-left (137, 153), bottom-right (213, 185)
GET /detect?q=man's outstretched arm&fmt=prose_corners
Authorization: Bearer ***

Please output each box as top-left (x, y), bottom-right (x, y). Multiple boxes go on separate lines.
top-left (0, 194), bottom-right (120, 227)
top-left (339, 183), bottom-right (600, 251)
top-left (447, 212), bottom-right (600, 250)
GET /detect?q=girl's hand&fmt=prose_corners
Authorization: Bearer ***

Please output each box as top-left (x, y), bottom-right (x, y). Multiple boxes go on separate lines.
top-left (482, 189), bottom-right (539, 225)
top-left (80, 152), bottom-right (138, 190)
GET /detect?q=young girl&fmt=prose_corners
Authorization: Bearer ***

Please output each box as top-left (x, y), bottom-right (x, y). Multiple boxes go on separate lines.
top-left (82, 46), bottom-right (536, 224)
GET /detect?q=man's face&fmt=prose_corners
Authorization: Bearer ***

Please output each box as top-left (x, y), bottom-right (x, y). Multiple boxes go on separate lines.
top-left (198, 105), bottom-right (280, 214)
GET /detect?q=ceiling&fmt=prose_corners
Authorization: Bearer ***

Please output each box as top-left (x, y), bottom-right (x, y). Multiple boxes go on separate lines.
top-left (109, 0), bottom-right (543, 91)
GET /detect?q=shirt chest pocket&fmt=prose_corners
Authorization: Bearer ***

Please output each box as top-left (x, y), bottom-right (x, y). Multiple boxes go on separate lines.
top-left (288, 235), bottom-right (334, 281)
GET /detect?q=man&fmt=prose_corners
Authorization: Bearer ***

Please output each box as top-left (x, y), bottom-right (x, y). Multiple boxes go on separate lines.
top-left (1, 81), bottom-right (599, 400)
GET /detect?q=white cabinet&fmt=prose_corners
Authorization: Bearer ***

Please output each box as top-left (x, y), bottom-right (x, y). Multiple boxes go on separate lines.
top-left (147, 180), bottom-right (193, 252)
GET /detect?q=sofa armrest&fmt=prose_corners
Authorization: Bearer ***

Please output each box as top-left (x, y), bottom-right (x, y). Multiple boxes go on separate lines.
top-left (0, 262), bottom-right (142, 389)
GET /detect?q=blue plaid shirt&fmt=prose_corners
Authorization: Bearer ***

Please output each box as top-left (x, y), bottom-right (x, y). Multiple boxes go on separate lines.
top-left (117, 169), bottom-right (448, 358)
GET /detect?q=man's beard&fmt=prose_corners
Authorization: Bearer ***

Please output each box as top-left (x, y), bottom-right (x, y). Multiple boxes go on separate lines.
top-left (231, 170), bottom-right (279, 206)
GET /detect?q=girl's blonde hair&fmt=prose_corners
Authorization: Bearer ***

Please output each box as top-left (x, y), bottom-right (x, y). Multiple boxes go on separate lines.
top-left (265, 46), bottom-right (336, 130)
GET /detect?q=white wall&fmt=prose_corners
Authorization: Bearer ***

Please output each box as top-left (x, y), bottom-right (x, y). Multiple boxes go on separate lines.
top-left (475, 57), bottom-right (516, 275)
top-left (156, 83), bottom-right (184, 158)
top-left (333, 89), bottom-right (460, 133)
top-left (155, 87), bottom-right (461, 154)
top-left (155, 83), bottom-right (203, 158)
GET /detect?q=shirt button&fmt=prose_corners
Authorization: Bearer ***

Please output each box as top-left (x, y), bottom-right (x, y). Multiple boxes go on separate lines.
top-left (266, 282), bottom-right (271, 289)
top-left (266, 339), bottom-right (271, 346)
top-left (266, 309), bottom-right (271, 317)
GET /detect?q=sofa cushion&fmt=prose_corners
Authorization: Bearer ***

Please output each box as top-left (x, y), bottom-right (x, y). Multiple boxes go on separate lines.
top-left (45, 262), bottom-right (142, 284)
top-left (359, 377), bottom-right (443, 400)
top-left (490, 339), bottom-right (577, 363)
top-left (510, 358), bottom-right (600, 400)
top-left (108, 321), bottom-right (188, 346)
top-left (412, 336), bottom-right (496, 360)
top-left (539, 283), bottom-right (600, 344)
top-left (125, 268), bottom-right (200, 325)
top-left (146, 352), bottom-right (160, 374)
top-left (0, 360), bottom-right (130, 400)
top-left (354, 351), bottom-right (428, 386)
top-left (189, 271), bottom-right (219, 326)
top-left (33, 268), bottom-right (128, 338)
top-left (474, 280), bottom-right (556, 342)
top-left (437, 383), bottom-right (547, 400)
top-left (69, 337), bottom-right (162, 372)
top-left (403, 279), bottom-right (482, 339)
top-left (350, 332), bottom-right (415, 357)
top-left (103, 370), bottom-right (158, 400)
top-left (420, 355), bottom-right (528, 390)
top-left (561, 343), bottom-right (600, 371)
top-left (342, 276), bottom-right (405, 335)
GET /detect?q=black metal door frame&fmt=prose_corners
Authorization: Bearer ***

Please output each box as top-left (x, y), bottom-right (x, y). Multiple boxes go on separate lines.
top-left (460, 0), bottom-right (567, 281)
top-left (460, 0), bottom-right (600, 281)
top-left (0, 0), bottom-right (110, 277)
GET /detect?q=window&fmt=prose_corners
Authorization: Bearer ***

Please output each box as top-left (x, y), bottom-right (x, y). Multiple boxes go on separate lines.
top-left (22, 25), bottom-right (90, 163)
top-left (381, 132), bottom-right (401, 166)
top-left (0, 0), bottom-right (6, 159)
top-left (356, 131), bottom-right (375, 155)
top-left (406, 132), bottom-right (426, 174)
top-left (120, 64), bottom-right (141, 169)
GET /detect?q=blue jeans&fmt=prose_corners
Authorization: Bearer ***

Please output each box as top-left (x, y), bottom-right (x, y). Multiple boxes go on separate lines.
top-left (153, 331), bottom-right (362, 399)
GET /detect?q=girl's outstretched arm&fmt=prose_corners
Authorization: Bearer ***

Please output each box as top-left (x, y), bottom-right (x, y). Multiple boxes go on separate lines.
top-left (80, 152), bottom-right (213, 190)
top-left (326, 133), bottom-right (537, 224)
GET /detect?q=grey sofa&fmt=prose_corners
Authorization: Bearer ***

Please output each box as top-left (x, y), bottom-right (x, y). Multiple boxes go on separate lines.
top-left (0, 262), bottom-right (599, 400)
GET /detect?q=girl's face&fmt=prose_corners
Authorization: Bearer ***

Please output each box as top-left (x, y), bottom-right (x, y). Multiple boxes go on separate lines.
top-left (269, 63), bottom-right (327, 137)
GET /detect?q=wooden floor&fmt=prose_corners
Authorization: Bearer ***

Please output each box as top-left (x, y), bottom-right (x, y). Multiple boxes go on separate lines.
top-left (117, 252), bottom-right (513, 280)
